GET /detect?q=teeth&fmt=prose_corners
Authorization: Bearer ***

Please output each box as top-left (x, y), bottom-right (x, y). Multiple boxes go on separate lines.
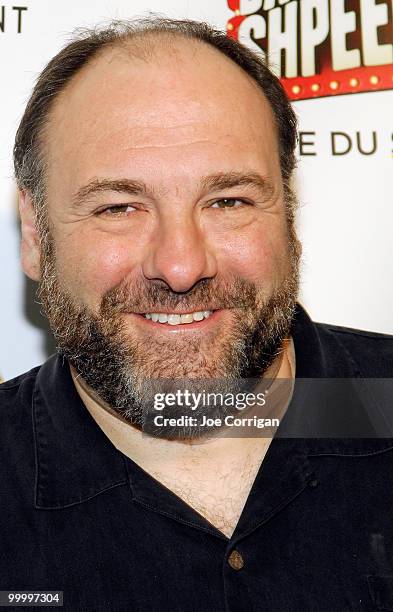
top-left (144, 310), bottom-right (213, 325)
top-left (180, 314), bottom-right (193, 324)
top-left (167, 314), bottom-right (181, 325)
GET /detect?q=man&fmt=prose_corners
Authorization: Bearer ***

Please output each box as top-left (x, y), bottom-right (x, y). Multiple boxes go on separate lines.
top-left (1, 16), bottom-right (393, 611)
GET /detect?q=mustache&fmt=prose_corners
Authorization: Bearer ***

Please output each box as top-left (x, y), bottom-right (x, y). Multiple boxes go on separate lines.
top-left (100, 276), bottom-right (259, 315)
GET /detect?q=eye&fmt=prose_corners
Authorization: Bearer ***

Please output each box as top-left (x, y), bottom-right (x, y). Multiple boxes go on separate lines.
top-left (210, 198), bottom-right (250, 209)
top-left (98, 204), bottom-right (137, 216)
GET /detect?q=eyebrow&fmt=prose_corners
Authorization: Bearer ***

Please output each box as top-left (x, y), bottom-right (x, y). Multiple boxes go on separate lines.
top-left (71, 171), bottom-right (275, 207)
top-left (201, 172), bottom-right (274, 197)
top-left (72, 179), bottom-right (152, 207)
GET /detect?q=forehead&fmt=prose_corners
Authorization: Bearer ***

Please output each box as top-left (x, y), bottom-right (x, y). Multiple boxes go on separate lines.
top-left (45, 37), bottom-right (280, 192)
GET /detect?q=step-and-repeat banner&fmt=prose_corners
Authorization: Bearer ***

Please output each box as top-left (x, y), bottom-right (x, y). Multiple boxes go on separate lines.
top-left (1, 0), bottom-right (392, 380)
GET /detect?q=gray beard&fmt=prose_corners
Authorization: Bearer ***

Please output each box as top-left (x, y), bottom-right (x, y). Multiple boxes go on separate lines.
top-left (37, 227), bottom-right (300, 440)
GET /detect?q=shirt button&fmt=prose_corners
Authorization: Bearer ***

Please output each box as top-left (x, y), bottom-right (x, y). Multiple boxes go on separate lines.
top-left (228, 550), bottom-right (244, 570)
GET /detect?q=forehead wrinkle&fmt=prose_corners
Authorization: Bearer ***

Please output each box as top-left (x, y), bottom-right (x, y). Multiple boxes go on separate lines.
top-left (95, 120), bottom-right (237, 149)
top-left (123, 138), bottom-right (219, 151)
top-left (71, 116), bottom-right (244, 156)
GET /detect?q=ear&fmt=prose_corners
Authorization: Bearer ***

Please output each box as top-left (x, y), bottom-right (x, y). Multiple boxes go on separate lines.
top-left (18, 190), bottom-right (41, 281)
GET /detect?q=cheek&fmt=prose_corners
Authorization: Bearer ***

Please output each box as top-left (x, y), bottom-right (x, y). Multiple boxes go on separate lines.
top-left (212, 219), bottom-right (289, 284)
top-left (54, 232), bottom-right (140, 306)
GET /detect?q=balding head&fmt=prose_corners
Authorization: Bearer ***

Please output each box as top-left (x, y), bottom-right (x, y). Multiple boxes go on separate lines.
top-left (14, 17), bottom-right (297, 226)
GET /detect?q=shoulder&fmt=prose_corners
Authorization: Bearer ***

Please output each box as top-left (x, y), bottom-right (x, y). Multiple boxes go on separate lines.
top-left (0, 365), bottom-right (41, 426)
top-left (0, 365), bottom-right (41, 388)
top-left (314, 320), bottom-right (393, 377)
top-left (0, 365), bottom-right (41, 394)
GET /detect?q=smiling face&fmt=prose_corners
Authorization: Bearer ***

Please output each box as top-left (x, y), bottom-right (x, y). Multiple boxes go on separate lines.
top-left (21, 36), bottom-right (300, 435)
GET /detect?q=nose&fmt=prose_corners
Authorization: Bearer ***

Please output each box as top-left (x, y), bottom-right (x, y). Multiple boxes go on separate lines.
top-left (142, 212), bottom-right (217, 293)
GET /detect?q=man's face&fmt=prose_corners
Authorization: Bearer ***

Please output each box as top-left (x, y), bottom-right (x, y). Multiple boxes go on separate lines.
top-left (27, 39), bottom-right (300, 435)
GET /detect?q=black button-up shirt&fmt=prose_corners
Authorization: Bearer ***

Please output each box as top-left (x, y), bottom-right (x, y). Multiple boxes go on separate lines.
top-left (1, 304), bottom-right (393, 611)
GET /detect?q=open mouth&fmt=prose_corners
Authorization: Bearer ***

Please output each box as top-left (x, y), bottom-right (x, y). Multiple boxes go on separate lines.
top-left (143, 310), bottom-right (213, 326)
top-left (127, 309), bottom-right (223, 330)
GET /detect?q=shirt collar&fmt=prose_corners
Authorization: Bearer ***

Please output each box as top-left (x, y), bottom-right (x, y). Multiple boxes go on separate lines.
top-left (284, 304), bottom-right (393, 453)
top-left (32, 353), bottom-right (128, 509)
top-left (32, 303), bottom-right (393, 510)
